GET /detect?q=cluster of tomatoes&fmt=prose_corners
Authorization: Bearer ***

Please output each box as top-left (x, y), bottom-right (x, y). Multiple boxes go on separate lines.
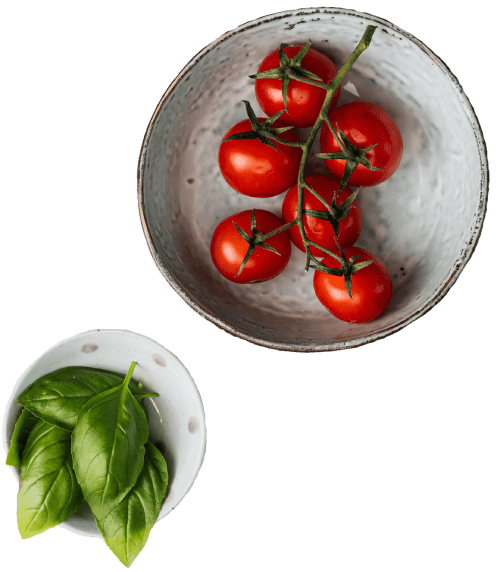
top-left (211, 39), bottom-right (403, 323)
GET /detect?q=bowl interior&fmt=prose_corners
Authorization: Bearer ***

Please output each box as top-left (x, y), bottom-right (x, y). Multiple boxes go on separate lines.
top-left (3, 329), bottom-right (206, 536)
top-left (139, 8), bottom-right (487, 351)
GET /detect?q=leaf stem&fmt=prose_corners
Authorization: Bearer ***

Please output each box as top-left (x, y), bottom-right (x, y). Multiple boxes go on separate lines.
top-left (123, 362), bottom-right (137, 388)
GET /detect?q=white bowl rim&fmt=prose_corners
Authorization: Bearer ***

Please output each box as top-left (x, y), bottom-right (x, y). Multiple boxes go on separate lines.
top-left (3, 328), bottom-right (207, 535)
top-left (137, 6), bottom-right (489, 352)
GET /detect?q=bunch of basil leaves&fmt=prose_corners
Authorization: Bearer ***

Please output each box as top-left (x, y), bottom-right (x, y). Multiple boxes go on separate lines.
top-left (6, 362), bottom-right (168, 567)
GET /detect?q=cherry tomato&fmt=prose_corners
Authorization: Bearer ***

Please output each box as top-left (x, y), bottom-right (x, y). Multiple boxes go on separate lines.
top-left (211, 209), bottom-right (291, 283)
top-left (313, 246), bottom-right (393, 323)
top-left (218, 118), bottom-right (302, 198)
top-left (281, 175), bottom-right (362, 257)
top-left (320, 101), bottom-right (403, 186)
top-left (254, 45), bottom-right (340, 128)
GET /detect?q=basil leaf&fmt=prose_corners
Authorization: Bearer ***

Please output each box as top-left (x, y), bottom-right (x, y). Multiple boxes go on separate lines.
top-left (96, 442), bottom-right (168, 567)
top-left (18, 366), bottom-right (158, 432)
top-left (71, 363), bottom-right (149, 520)
top-left (6, 408), bottom-right (39, 468)
top-left (17, 419), bottom-right (83, 538)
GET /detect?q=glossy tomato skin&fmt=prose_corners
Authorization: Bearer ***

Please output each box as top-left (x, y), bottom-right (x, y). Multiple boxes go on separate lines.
top-left (211, 209), bottom-right (291, 284)
top-left (218, 118), bottom-right (302, 198)
top-left (255, 45), bottom-right (340, 128)
top-left (320, 101), bottom-right (403, 186)
top-left (281, 175), bottom-right (362, 257)
top-left (313, 246), bottom-right (393, 323)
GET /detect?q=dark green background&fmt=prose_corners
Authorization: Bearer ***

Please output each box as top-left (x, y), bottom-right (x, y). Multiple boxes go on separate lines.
top-left (0, 0), bottom-right (500, 572)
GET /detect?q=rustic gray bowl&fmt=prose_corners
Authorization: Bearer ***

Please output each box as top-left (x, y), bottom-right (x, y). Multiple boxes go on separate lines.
top-left (138, 7), bottom-right (488, 351)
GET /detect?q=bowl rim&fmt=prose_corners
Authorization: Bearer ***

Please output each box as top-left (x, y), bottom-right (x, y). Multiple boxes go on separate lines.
top-left (137, 6), bottom-right (489, 352)
top-left (3, 328), bottom-right (207, 536)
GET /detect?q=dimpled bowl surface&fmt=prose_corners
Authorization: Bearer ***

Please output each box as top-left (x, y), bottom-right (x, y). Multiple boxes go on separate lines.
top-left (3, 329), bottom-right (206, 537)
top-left (138, 8), bottom-right (488, 351)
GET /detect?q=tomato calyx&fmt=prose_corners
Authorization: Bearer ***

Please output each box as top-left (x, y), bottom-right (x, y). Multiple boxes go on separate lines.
top-left (316, 117), bottom-right (384, 191)
top-left (250, 40), bottom-right (326, 112)
top-left (233, 209), bottom-right (287, 276)
top-left (303, 181), bottom-right (360, 238)
top-left (310, 242), bottom-right (374, 298)
top-left (222, 101), bottom-right (298, 151)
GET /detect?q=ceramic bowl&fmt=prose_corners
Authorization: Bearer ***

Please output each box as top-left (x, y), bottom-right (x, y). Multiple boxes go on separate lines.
top-left (138, 7), bottom-right (488, 351)
top-left (3, 329), bottom-right (206, 537)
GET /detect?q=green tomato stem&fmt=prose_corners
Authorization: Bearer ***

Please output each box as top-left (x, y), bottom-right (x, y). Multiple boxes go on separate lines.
top-left (307, 240), bottom-right (343, 261)
top-left (250, 25), bottom-right (377, 273)
top-left (238, 25), bottom-right (376, 276)
top-left (296, 25), bottom-right (376, 259)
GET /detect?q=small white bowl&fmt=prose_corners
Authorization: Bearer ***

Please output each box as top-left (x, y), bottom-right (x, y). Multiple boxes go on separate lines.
top-left (138, 7), bottom-right (488, 351)
top-left (2, 329), bottom-right (207, 537)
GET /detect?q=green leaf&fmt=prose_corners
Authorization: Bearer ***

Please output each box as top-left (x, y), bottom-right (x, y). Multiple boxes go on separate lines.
top-left (335, 123), bottom-right (353, 149)
top-left (303, 209), bottom-right (330, 221)
top-left (256, 242), bottom-right (280, 255)
top-left (288, 68), bottom-right (322, 83)
top-left (357, 152), bottom-right (385, 171)
top-left (337, 187), bottom-right (360, 215)
top-left (6, 408), bottom-right (39, 468)
top-left (315, 151), bottom-right (346, 160)
top-left (242, 100), bottom-right (261, 131)
top-left (236, 244), bottom-right (256, 277)
top-left (223, 131), bottom-right (259, 143)
top-left (233, 222), bottom-right (252, 243)
top-left (271, 125), bottom-right (294, 135)
top-left (258, 135), bottom-right (278, 151)
top-left (249, 68), bottom-right (283, 80)
top-left (278, 43), bottom-right (292, 67)
top-left (17, 419), bottom-right (83, 538)
top-left (300, 68), bottom-right (322, 82)
top-left (310, 263), bottom-right (344, 277)
top-left (96, 442), bottom-right (169, 567)
top-left (291, 40), bottom-right (312, 65)
top-left (71, 363), bottom-right (149, 521)
top-left (325, 120), bottom-right (347, 153)
top-left (281, 75), bottom-right (291, 112)
top-left (250, 208), bottom-right (257, 234)
top-left (339, 158), bottom-right (358, 192)
top-left (352, 259), bottom-right (375, 272)
top-left (344, 274), bottom-right (353, 298)
top-left (17, 366), bottom-right (157, 432)
top-left (262, 109), bottom-right (286, 128)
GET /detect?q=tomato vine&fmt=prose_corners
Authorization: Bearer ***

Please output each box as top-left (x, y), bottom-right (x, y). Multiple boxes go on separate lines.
top-left (232, 24), bottom-right (378, 294)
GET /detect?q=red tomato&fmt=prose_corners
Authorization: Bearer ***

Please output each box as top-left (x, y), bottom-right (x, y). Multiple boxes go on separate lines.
top-left (255, 45), bottom-right (340, 128)
top-left (320, 101), bottom-right (403, 186)
top-left (313, 246), bottom-right (393, 323)
top-left (218, 118), bottom-right (302, 198)
top-left (281, 175), bottom-right (362, 257)
top-left (211, 209), bottom-right (291, 283)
